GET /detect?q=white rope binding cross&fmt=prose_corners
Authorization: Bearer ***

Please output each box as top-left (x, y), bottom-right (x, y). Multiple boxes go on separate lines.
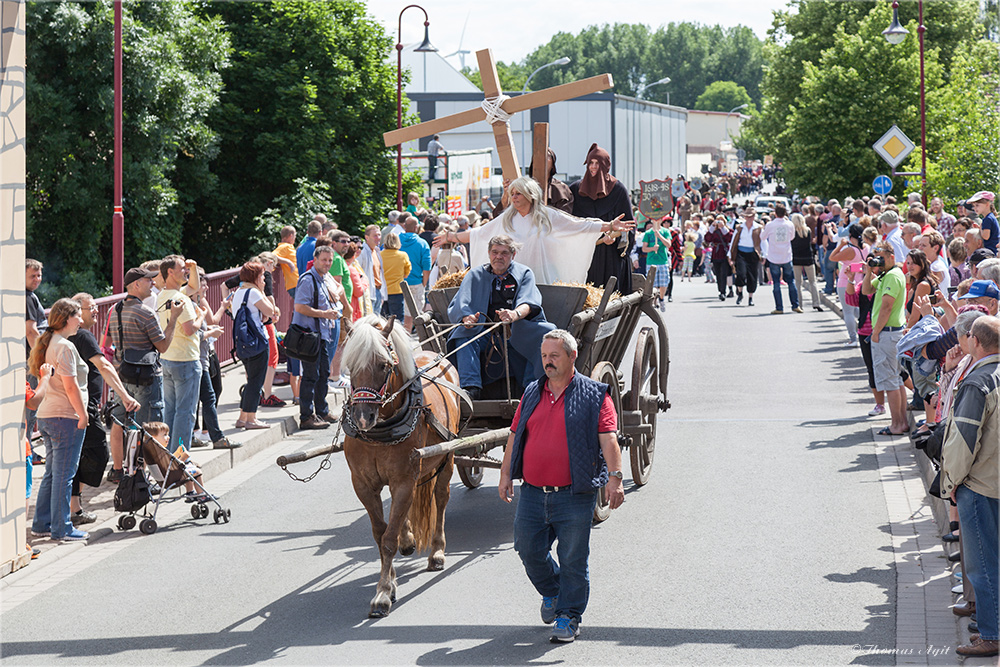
top-left (481, 94), bottom-right (512, 126)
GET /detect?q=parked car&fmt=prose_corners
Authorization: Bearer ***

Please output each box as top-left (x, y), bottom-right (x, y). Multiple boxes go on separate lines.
top-left (754, 195), bottom-right (790, 217)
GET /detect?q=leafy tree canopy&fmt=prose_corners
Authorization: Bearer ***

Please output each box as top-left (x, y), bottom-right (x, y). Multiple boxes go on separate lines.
top-left (694, 81), bottom-right (755, 113)
top-left (26, 0), bottom-right (229, 302)
top-left (461, 22), bottom-right (763, 110)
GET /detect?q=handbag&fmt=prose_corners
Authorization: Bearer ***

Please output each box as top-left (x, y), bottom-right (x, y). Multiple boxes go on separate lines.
top-left (75, 420), bottom-right (110, 488)
top-left (282, 272), bottom-right (322, 363)
top-left (114, 299), bottom-right (160, 386)
top-left (114, 470), bottom-right (150, 513)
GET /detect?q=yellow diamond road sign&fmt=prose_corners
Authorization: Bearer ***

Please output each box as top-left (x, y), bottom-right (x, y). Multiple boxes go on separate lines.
top-left (873, 125), bottom-right (916, 168)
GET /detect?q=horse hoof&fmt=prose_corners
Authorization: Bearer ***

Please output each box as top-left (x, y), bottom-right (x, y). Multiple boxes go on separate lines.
top-left (369, 609), bottom-right (389, 618)
top-left (390, 592), bottom-right (397, 603)
top-left (427, 557), bottom-right (445, 571)
top-left (399, 545), bottom-right (415, 557)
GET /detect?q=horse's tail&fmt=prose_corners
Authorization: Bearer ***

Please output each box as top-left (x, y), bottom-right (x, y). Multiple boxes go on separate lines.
top-left (407, 455), bottom-right (449, 552)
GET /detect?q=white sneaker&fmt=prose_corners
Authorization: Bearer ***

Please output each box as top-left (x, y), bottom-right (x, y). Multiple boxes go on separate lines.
top-left (868, 404), bottom-right (886, 416)
top-left (331, 378), bottom-right (350, 390)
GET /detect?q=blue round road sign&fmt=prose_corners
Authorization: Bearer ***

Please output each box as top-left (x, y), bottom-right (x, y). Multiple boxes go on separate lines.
top-left (873, 175), bottom-right (893, 196)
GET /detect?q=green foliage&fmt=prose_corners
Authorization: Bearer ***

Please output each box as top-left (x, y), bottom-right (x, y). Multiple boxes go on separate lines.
top-left (780, 3), bottom-right (944, 199)
top-left (252, 178), bottom-right (340, 256)
top-left (903, 40), bottom-right (1000, 209)
top-left (750, 0), bottom-right (982, 161)
top-left (461, 61), bottom-right (529, 92)
top-left (189, 0), bottom-right (401, 269)
top-left (26, 0), bottom-right (229, 297)
top-left (694, 81), bottom-right (755, 113)
top-left (516, 22), bottom-right (763, 109)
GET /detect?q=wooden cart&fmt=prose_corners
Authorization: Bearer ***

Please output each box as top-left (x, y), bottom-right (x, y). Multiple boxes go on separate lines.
top-left (403, 270), bottom-right (670, 522)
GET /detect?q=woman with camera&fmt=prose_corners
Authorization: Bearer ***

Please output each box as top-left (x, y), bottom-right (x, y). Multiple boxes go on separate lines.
top-left (828, 222), bottom-right (869, 344)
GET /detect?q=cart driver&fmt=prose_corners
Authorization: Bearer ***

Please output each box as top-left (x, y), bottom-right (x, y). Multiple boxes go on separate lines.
top-left (447, 234), bottom-right (555, 399)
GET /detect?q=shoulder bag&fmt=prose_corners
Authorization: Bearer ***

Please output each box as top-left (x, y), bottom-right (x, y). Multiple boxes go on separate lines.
top-left (283, 272), bottom-right (322, 363)
top-left (115, 300), bottom-right (159, 386)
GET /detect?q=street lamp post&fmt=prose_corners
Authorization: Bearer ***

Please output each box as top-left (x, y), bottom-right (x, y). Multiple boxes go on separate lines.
top-left (724, 103), bottom-right (749, 170)
top-left (112, 0), bottom-right (123, 293)
top-left (520, 57), bottom-right (571, 171)
top-left (396, 5), bottom-right (437, 211)
top-left (883, 0), bottom-right (927, 208)
top-left (632, 77), bottom-right (671, 187)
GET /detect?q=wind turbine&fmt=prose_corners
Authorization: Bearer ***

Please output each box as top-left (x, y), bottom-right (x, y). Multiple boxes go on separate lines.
top-left (444, 12), bottom-right (471, 70)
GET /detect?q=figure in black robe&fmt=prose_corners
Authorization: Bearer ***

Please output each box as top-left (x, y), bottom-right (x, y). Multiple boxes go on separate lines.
top-left (570, 143), bottom-right (635, 292)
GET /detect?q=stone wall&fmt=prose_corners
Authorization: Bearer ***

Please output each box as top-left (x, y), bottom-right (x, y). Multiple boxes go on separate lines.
top-left (1, 0), bottom-right (28, 576)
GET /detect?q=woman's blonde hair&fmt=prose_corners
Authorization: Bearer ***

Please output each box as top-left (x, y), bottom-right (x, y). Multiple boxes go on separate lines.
top-left (499, 176), bottom-right (552, 236)
top-left (791, 213), bottom-right (809, 238)
top-left (383, 232), bottom-right (401, 250)
top-left (28, 298), bottom-right (81, 378)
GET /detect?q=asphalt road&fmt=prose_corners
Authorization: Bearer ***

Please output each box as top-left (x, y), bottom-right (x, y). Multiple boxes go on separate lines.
top-left (1, 279), bottom-right (896, 666)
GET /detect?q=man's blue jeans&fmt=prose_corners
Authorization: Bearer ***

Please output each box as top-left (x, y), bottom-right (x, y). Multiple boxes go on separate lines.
top-left (113, 377), bottom-right (164, 428)
top-left (199, 368), bottom-right (224, 442)
top-left (956, 485), bottom-right (999, 641)
top-left (513, 484), bottom-right (598, 622)
top-left (161, 359), bottom-right (202, 452)
top-left (768, 261), bottom-right (799, 311)
top-left (31, 417), bottom-right (85, 540)
top-left (300, 334), bottom-right (332, 420)
top-left (821, 250), bottom-right (837, 294)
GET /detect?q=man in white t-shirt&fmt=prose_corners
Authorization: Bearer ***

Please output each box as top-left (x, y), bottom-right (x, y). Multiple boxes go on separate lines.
top-left (918, 230), bottom-right (951, 294)
top-left (759, 203), bottom-right (800, 313)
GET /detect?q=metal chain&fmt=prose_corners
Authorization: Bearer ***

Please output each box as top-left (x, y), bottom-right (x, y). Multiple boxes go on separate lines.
top-left (279, 421), bottom-right (343, 483)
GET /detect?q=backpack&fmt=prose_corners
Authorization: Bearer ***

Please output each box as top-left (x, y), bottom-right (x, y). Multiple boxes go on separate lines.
top-left (233, 290), bottom-right (269, 360)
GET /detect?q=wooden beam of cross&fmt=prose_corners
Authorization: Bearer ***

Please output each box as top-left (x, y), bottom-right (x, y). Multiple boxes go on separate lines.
top-left (384, 49), bottom-right (613, 182)
top-left (532, 122), bottom-right (550, 206)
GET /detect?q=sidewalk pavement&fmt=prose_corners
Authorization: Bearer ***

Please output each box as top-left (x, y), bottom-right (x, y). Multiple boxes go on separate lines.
top-left (15, 363), bottom-right (348, 570)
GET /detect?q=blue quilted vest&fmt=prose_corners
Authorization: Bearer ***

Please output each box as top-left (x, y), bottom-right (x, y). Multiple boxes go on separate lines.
top-left (510, 372), bottom-right (610, 494)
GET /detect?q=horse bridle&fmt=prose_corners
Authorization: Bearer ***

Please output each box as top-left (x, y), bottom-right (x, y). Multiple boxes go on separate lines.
top-left (347, 338), bottom-right (400, 406)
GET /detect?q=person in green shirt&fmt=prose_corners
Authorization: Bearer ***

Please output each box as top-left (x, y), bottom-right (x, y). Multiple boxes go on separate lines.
top-left (642, 217), bottom-right (672, 311)
top-left (862, 242), bottom-right (909, 435)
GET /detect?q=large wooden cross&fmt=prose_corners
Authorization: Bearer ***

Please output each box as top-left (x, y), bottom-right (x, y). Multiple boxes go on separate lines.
top-left (384, 49), bottom-right (614, 184)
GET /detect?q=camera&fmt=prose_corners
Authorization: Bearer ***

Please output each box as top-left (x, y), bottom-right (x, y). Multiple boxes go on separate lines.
top-left (866, 255), bottom-right (885, 270)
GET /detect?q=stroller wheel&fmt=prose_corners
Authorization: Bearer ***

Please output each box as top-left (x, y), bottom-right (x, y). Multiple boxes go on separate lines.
top-left (199, 504), bottom-right (210, 519)
top-left (214, 508), bottom-right (231, 524)
top-left (191, 504), bottom-right (203, 520)
top-left (122, 515), bottom-right (136, 531)
top-left (139, 519), bottom-right (157, 535)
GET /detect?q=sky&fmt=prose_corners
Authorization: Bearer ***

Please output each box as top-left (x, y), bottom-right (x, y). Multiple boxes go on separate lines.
top-left (364, 0), bottom-right (792, 67)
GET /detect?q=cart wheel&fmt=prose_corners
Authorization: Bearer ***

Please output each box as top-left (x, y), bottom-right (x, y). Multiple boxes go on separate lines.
top-left (139, 519), bottom-right (157, 535)
top-left (628, 327), bottom-right (658, 486)
top-left (117, 516), bottom-right (125, 530)
top-left (199, 504), bottom-right (210, 519)
top-left (122, 515), bottom-right (136, 531)
top-left (590, 362), bottom-right (622, 524)
top-left (457, 460), bottom-right (484, 489)
top-left (191, 504), bottom-right (202, 520)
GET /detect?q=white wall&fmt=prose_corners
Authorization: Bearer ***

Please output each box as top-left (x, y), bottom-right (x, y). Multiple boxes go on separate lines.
top-left (614, 97), bottom-right (688, 190)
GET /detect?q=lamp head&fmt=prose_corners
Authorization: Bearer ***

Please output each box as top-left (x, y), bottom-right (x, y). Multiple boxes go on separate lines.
top-left (415, 22), bottom-right (437, 52)
top-left (883, 3), bottom-right (908, 45)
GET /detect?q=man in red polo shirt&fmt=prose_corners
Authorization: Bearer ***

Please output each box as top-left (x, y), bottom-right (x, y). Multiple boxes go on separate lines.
top-left (499, 329), bottom-right (624, 643)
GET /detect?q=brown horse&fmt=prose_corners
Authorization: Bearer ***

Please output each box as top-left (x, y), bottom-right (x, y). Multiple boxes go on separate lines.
top-left (340, 314), bottom-right (462, 618)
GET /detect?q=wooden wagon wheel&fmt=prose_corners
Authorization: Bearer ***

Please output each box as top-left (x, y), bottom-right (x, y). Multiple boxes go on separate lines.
top-left (457, 458), bottom-right (484, 488)
top-left (590, 361), bottom-right (622, 524)
top-left (628, 327), bottom-right (658, 486)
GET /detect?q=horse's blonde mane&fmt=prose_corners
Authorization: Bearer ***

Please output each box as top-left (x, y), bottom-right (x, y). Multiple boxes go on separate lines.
top-left (341, 314), bottom-right (417, 382)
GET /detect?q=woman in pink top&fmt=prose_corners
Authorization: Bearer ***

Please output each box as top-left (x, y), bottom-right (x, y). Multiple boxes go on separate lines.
top-left (828, 222), bottom-right (869, 344)
top-left (345, 243), bottom-right (370, 322)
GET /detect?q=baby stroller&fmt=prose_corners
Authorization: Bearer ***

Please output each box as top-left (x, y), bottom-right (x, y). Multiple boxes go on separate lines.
top-left (111, 414), bottom-right (231, 535)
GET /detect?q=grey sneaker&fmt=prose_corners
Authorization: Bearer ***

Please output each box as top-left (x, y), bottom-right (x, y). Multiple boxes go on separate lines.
top-left (540, 596), bottom-right (558, 624)
top-left (550, 616), bottom-right (580, 643)
top-left (72, 510), bottom-right (97, 525)
top-left (213, 437), bottom-right (242, 449)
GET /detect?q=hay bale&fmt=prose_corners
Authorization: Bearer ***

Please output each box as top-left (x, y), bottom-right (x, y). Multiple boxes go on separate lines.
top-left (553, 281), bottom-right (621, 309)
top-left (432, 269), bottom-right (468, 290)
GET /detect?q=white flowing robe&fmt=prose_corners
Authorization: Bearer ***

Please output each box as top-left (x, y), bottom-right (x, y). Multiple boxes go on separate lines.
top-left (468, 207), bottom-right (605, 284)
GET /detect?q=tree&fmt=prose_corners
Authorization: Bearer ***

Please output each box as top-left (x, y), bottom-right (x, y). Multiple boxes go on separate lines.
top-left (694, 81), bottom-right (755, 113)
top-left (190, 0), bottom-right (401, 270)
top-left (749, 0), bottom-right (982, 160)
top-left (26, 0), bottom-right (229, 300)
top-left (461, 61), bottom-right (529, 92)
top-left (780, 3), bottom-right (944, 199)
top-left (518, 22), bottom-right (763, 110)
top-left (903, 40), bottom-right (1000, 209)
